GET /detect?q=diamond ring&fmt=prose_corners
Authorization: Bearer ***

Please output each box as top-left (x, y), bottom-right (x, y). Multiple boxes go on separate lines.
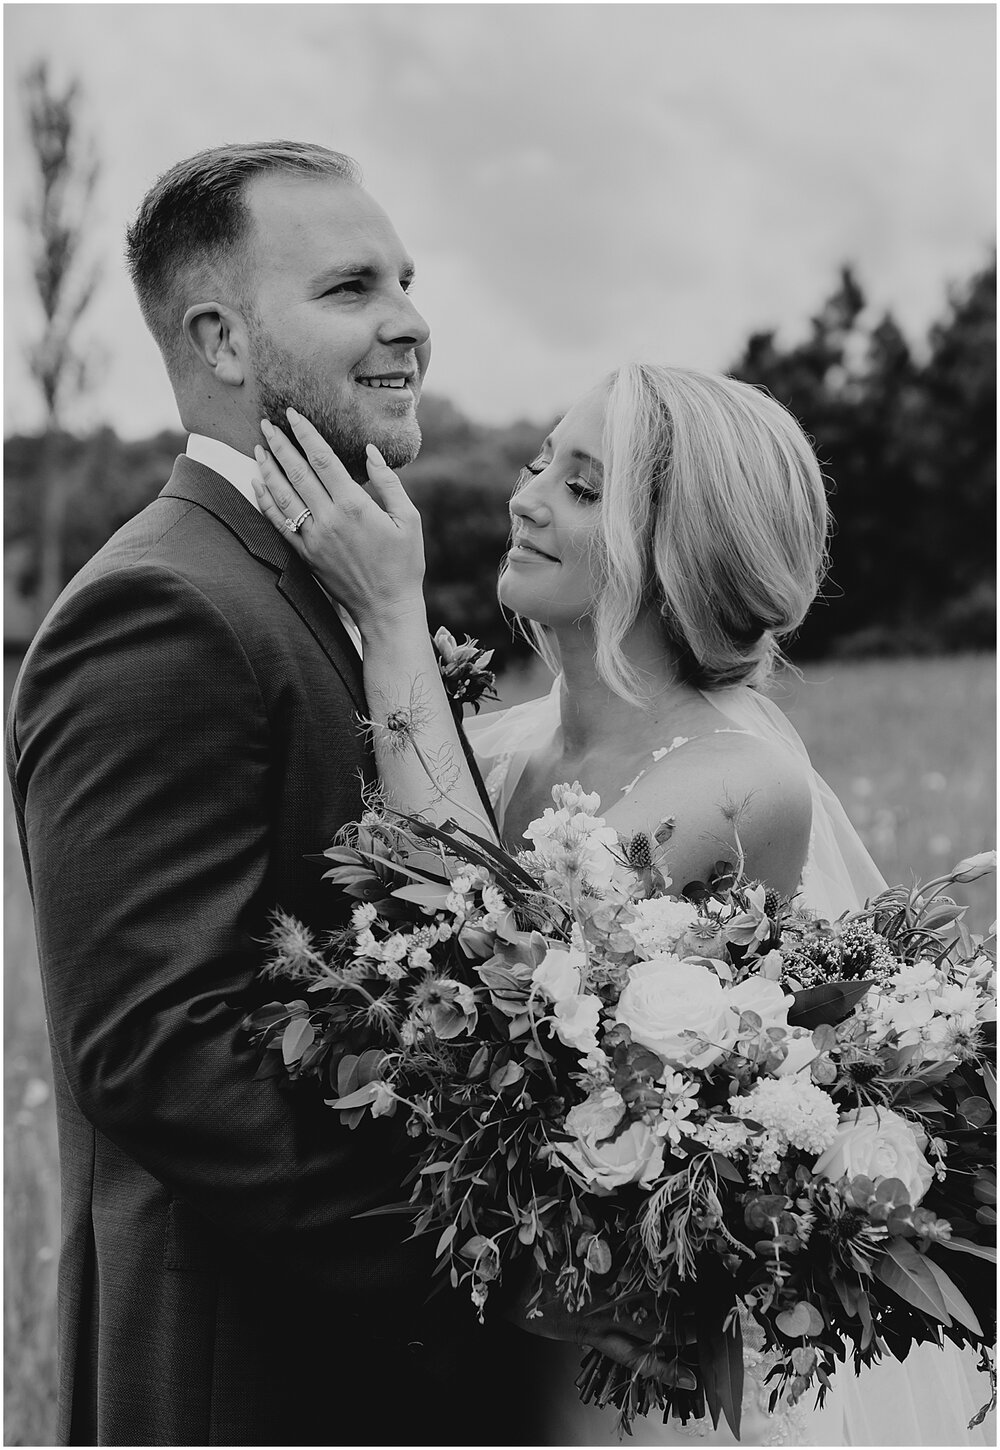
top-left (284, 508), bottom-right (312, 534)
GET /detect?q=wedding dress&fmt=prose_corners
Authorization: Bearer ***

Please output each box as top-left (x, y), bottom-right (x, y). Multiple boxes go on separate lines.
top-left (466, 676), bottom-right (993, 1447)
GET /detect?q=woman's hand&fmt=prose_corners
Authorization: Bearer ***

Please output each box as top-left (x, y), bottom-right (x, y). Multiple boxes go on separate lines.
top-left (252, 407), bottom-right (426, 633)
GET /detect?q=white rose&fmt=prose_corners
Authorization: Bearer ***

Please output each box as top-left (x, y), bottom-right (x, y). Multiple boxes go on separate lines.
top-left (532, 946), bottom-right (585, 1003)
top-left (555, 1088), bottom-right (664, 1192)
top-left (552, 994), bottom-right (603, 1053)
top-left (812, 1106), bottom-right (934, 1206)
top-left (615, 956), bottom-right (736, 1071)
top-left (728, 975), bottom-right (793, 1031)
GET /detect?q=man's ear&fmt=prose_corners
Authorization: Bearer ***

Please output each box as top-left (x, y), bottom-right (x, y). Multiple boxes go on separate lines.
top-left (183, 302), bottom-right (248, 386)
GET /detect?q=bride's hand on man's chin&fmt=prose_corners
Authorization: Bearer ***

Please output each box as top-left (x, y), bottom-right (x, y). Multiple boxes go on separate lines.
top-left (503, 1270), bottom-right (672, 1383)
top-left (251, 407), bottom-right (427, 631)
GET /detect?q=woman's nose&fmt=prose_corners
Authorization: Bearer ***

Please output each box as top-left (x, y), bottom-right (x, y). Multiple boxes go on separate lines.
top-left (510, 476), bottom-right (551, 525)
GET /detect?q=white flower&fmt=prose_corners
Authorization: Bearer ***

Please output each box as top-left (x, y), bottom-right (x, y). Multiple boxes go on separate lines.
top-left (692, 1116), bottom-right (754, 1162)
top-left (728, 975), bottom-right (793, 1031)
top-left (379, 933), bottom-right (408, 962)
top-left (627, 898), bottom-right (699, 956)
top-left (352, 902), bottom-right (378, 930)
top-left (407, 946), bottom-right (432, 971)
top-left (353, 928), bottom-right (378, 957)
top-left (951, 850), bottom-right (997, 883)
top-left (552, 994), bottom-right (603, 1053)
top-left (523, 788), bottom-right (620, 896)
top-left (553, 1088), bottom-right (664, 1192)
top-left (376, 959), bottom-right (407, 981)
top-left (730, 1076), bottom-right (839, 1156)
top-left (454, 982), bottom-right (477, 1014)
top-left (445, 891), bottom-right (468, 916)
top-left (531, 946), bottom-right (585, 1003)
top-left (482, 884), bottom-right (507, 917)
top-left (812, 1106), bottom-right (934, 1206)
top-left (892, 959), bottom-right (939, 994)
top-left (615, 956), bottom-right (735, 1071)
top-left (655, 1073), bottom-right (701, 1145)
top-left (370, 1081), bottom-right (396, 1118)
top-left (773, 1028), bottom-right (819, 1077)
top-left (552, 781), bottom-right (602, 815)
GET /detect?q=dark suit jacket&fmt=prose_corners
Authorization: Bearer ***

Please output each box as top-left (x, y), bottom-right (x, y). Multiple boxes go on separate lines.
top-left (6, 458), bottom-right (545, 1446)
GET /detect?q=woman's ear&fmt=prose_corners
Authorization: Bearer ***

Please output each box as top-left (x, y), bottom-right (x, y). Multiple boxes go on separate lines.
top-left (183, 302), bottom-right (247, 386)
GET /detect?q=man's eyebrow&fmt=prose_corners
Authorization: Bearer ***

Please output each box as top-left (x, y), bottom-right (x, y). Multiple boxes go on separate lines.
top-left (310, 260), bottom-right (417, 288)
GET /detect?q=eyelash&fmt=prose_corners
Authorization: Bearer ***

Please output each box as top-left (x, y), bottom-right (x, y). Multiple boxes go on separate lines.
top-left (515, 460), bottom-right (599, 504)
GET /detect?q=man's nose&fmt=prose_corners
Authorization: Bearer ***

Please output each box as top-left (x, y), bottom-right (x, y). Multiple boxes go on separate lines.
top-left (378, 289), bottom-right (431, 349)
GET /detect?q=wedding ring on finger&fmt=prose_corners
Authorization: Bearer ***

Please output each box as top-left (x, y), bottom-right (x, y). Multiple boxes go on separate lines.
top-left (284, 508), bottom-right (312, 534)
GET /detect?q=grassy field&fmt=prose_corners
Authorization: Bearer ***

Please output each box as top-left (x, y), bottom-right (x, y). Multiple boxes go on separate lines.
top-left (3, 651), bottom-right (995, 1445)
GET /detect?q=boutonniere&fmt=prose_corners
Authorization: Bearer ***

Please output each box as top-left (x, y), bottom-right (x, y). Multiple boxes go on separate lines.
top-left (433, 627), bottom-right (498, 714)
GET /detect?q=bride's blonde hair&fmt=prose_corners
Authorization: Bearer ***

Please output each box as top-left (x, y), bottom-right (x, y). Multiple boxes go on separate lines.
top-left (518, 363), bottom-right (830, 704)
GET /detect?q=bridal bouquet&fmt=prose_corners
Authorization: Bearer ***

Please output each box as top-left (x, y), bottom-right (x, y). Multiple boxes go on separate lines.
top-left (242, 785), bottom-right (996, 1439)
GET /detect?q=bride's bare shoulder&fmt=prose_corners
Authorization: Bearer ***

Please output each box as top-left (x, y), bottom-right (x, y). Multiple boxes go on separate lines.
top-left (606, 730), bottom-right (812, 898)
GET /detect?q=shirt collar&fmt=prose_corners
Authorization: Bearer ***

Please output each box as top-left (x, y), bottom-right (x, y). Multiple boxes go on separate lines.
top-left (186, 434), bottom-right (262, 513)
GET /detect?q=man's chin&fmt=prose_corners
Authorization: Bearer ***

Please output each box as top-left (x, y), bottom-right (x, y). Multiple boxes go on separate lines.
top-left (371, 421), bottom-right (423, 471)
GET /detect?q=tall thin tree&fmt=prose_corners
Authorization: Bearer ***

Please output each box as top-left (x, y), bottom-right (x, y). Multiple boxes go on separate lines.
top-left (20, 60), bottom-right (101, 621)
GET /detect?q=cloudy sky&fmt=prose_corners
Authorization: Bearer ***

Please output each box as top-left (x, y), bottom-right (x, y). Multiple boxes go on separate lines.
top-left (3, 2), bottom-right (995, 437)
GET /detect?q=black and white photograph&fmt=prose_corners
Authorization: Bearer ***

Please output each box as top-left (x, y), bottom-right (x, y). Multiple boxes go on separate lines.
top-left (4, 4), bottom-right (996, 1447)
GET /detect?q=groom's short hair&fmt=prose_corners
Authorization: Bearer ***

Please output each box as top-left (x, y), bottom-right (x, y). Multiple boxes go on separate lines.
top-left (125, 140), bottom-right (362, 378)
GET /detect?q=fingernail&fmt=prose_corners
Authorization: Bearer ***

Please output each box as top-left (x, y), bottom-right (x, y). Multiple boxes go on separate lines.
top-left (260, 418), bottom-right (273, 435)
top-left (253, 445), bottom-right (266, 465)
top-left (366, 443), bottom-right (386, 467)
top-left (286, 406), bottom-right (301, 422)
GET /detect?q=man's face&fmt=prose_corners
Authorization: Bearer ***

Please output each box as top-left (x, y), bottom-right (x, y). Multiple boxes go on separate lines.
top-left (241, 173), bottom-right (431, 477)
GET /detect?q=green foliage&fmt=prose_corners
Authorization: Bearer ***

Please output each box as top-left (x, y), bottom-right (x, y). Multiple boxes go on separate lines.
top-left (729, 255), bottom-right (996, 659)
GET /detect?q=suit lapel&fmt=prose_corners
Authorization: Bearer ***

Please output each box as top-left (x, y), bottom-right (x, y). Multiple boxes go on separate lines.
top-left (160, 456), bottom-right (366, 713)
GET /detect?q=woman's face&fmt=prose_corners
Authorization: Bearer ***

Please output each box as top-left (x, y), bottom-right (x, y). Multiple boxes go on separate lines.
top-left (498, 384), bottom-right (607, 629)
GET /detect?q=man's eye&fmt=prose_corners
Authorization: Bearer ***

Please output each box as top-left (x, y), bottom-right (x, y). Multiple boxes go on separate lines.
top-left (325, 280), bottom-right (365, 296)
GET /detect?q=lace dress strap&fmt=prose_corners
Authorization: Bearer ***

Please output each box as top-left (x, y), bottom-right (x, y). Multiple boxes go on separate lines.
top-left (620, 729), bottom-right (756, 796)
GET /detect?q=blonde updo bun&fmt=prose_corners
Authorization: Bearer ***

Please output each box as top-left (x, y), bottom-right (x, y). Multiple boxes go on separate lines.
top-left (590, 363), bottom-right (829, 702)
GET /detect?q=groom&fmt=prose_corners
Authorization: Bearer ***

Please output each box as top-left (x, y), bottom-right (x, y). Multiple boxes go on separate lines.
top-left (8, 141), bottom-right (661, 1447)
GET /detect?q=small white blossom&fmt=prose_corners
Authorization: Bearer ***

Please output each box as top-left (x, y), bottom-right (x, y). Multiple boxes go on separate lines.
top-left (351, 902), bottom-right (378, 930)
top-left (377, 959), bottom-right (407, 981)
top-left (482, 884), bottom-right (508, 917)
top-left (627, 898), bottom-right (699, 957)
top-left (730, 1075), bottom-right (839, 1157)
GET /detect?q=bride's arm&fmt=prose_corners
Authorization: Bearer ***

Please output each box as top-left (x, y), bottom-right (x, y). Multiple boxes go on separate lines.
top-left (253, 409), bottom-right (496, 839)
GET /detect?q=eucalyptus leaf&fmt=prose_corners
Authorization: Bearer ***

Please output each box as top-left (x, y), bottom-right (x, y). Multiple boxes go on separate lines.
top-left (875, 1238), bottom-right (951, 1324)
top-left (922, 1258), bottom-right (983, 1336)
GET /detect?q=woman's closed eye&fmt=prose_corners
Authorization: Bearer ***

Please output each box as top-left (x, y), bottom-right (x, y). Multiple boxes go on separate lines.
top-left (566, 477), bottom-right (600, 504)
top-left (514, 458), bottom-right (547, 488)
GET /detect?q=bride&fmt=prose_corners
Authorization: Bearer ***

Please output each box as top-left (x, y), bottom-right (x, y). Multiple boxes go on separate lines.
top-left (252, 364), bottom-right (992, 1446)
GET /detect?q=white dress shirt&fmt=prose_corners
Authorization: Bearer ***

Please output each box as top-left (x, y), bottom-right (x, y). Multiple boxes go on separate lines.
top-left (185, 433), bottom-right (363, 657)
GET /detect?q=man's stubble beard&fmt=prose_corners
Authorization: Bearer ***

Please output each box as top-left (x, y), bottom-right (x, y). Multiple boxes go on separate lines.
top-left (249, 327), bottom-right (422, 480)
